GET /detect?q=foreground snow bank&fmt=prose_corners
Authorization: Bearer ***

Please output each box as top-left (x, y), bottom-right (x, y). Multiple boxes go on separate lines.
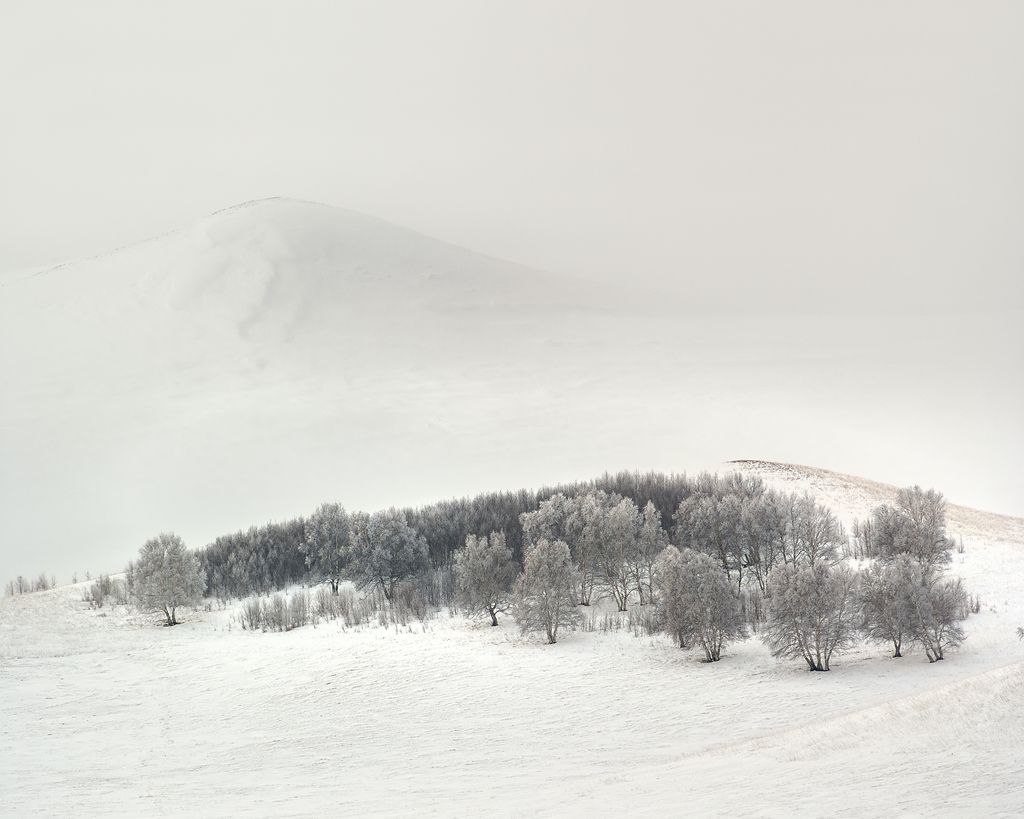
top-left (2, 566), bottom-right (1023, 816)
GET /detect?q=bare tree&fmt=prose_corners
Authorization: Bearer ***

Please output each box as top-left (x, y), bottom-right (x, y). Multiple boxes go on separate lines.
top-left (762, 562), bottom-right (859, 671)
top-left (513, 539), bottom-right (581, 644)
top-left (454, 531), bottom-right (517, 626)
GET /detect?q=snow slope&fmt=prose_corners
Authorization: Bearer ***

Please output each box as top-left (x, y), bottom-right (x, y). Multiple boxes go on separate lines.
top-left (730, 460), bottom-right (1024, 547)
top-left (2, 464), bottom-right (1023, 816)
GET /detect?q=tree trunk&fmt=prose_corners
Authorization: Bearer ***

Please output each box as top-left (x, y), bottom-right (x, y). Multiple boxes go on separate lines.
top-left (489, 607), bottom-right (498, 627)
top-left (330, 579), bottom-right (339, 595)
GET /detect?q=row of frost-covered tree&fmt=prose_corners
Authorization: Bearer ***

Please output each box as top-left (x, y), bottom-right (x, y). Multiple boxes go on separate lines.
top-left (116, 471), bottom-right (975, 670)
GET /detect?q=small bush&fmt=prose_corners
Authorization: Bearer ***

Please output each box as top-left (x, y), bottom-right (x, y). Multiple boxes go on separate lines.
top-left (239, 581), bottom-right (438, 634)
top-left (391, 581), bottom-right (429, 625)
top-left (5, 572), bottom-right (58, 595)
top-left (628, 604), bottom-right (661, 638)
top-left (288, 590), bottom-right (310, 630)
top-left (81, 574), bottom-right (126, 609)
top-left (265, 594), bottom-right (288, 632)
top-left (240, 598), bottom-right (263, 631)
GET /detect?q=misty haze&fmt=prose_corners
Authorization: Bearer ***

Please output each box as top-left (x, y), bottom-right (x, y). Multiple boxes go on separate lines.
top-left (1, 3), bottom-right (1022, 817)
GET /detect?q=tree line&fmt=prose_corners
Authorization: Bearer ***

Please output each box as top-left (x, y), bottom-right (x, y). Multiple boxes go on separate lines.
top-left (123, 470), bottom-right (974, 671)
top-left (4, 573), bottom-right (57, 596)
top-left (194, 471), bottom-right (703, 599)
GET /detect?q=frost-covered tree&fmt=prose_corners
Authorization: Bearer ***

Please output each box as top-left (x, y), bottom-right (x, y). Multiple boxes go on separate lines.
top-left (654, 546), bottom-right (745, 661)
top-left (654, 546), bottom-right (689, 648)
top-left (593, 497), bottom-right (641, 611)
top-left (908, 575), bottom-right (966, 662)
top-left (630, 501), bottom-right (668, 605)
top-left (300, 503), bottom-right (351, 594)
top-left (680, 549), bottom-right (747, 662)
top-left (675, 493), bottom-right (744, 591)
top-left (454, 531), bottom-right (517, 626)
top-left (521, 493), bottom-right (592, 605)
top-left (738, 493), bottom-right (786, 596)
top-left (762, 562), bottom-right (858, 671)
top-left (130, 533), bottom-right (206, 626)
top-left (521, 490), bottom-right (626, 606)
top-left (349, 509), bottom-right (429, 601)
top-left (513, 539), bottom-right (581, 644)
top-left (868, 486), bottom-right (955, 570)
top-left (781, 494), bottom-right (846, 567)
top-left (859, 555), bottom-right (920, 657)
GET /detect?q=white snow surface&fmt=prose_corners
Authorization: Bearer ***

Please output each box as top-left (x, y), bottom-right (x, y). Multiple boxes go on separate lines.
top-left (2, 463), bottom-right (1023, 817)
top-left (1, 198), bottom-right (1022, 579)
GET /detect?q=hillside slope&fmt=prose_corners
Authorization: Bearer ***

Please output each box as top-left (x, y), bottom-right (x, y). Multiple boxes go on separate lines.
top-left (729, 460), bottom-right (1024, 545)
top-left (1, 200), bottom-right (1020, 579)
top-left (2, 463), bottom-right (1023, 816)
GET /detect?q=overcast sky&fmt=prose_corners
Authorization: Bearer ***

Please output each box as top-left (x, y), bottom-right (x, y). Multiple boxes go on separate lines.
top-left (2, 1), bottom-right (1021, 311)
top-left (2, 2), bottom-right (1023, 580)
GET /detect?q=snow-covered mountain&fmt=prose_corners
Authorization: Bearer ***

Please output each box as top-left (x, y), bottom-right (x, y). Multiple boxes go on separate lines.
top-left (0, 197), bottom-right (646, 394)
top-left (1, 199), bottom-right (1020, 578)
top-left (0, 198), bottom-right (688, 576)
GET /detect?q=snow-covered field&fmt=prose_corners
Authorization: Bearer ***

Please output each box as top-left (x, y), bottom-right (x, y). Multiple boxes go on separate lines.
top-left (3, 463), bottom-right (1022, 817)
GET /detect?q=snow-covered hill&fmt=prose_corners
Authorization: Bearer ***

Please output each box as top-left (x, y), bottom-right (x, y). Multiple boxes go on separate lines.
top-left (1, 463), bottom-right (1022, 816)
top-left (1, 199), bottom-right (1021, 580)
top-left (729, 460), bottom-right (1024, 546)
top-left (1, 198), bottom-right (688, 577)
